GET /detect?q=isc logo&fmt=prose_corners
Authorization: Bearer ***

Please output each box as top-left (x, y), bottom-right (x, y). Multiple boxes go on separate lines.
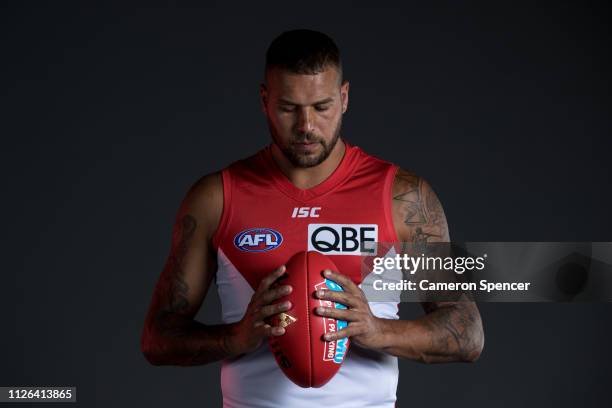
top-left (234, 228), bottom-right (283, 252)
top-left (291, 207), bottom-right (321, 218)
top-left (308, 224), bottom-right (378, 255)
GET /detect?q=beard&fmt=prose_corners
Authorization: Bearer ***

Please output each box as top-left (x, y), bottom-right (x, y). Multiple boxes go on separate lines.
top-left (268, 116), bottom-right (342, 168)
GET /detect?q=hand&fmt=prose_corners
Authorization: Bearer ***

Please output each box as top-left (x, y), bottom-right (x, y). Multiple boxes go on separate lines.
top-left (226, 265), bottom-right (293, 355)
top-left (314, 269), bottom-right (387, 352)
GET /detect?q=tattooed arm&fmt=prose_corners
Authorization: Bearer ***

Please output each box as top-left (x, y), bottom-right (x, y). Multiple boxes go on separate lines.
top-left (383, 169), bottom-right (485, 363)
top-left (140, 172), bottom-right (233, 366)
top-left (314, 169), bottom-right (484, 361)
top-left (141, 173), bottom-right (292, 366)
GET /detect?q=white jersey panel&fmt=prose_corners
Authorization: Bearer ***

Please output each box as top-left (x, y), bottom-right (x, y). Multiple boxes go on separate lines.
top-left (215, 247), bottom-right (400, 408)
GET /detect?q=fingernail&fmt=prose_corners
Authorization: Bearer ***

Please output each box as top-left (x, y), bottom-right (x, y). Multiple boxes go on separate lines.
top-left (284, 301), bottom-right (292, 308)
top-left (323, 333), bottom-right (331, 340)
top-left (317, 307), bottom-right (325, 314)
top-left (324, 270), bottom-right (332, 276)
top-left (285, 285), bottom-right (292, 294)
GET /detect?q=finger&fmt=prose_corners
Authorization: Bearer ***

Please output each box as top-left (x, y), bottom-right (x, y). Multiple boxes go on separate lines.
top-left (322, 327), bottom-right (353, 341)
top-left (255, 265), bottom-right (287, 296)
top-left (267, 324), bottom-right (286, 337)
top-left (260, 284), bottom-right (293, 305)
top-left (258, 301), bottom-right (292, 320)
top-left (315, 289), bottom-right (356, 308)
top-left (261, 323), bottom-right (286, 337)
top-left (322, 269), bottom-right (360, 294)
top-left (314, 306), bottom-right (355, 321)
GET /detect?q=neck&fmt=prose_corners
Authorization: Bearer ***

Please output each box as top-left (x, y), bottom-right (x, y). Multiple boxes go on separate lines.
top-left (270, 139), bottom-right (346, 189)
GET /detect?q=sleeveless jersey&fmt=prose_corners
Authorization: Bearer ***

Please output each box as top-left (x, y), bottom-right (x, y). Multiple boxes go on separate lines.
top-left (212, 142), bottom-right (401, 408)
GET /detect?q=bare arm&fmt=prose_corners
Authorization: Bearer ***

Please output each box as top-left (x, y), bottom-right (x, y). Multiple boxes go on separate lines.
top-left (387, 169), bottom-right (484, 363)
top-left (314, 169), bottom-right (484, 363)
top-left (140, 173), bottom-right (292, 366)
top-left (140, 173), bottom-right (235, 366)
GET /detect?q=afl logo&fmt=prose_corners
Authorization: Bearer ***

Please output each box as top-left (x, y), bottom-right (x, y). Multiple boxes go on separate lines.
top-left (234, 228), bottom-right (283, 252)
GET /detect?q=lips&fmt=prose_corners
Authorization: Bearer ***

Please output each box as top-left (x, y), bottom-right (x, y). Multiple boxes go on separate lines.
top-left (293, 138), bottom-right (320, 146)
top-left (292, 142), bottom-right (319, 152)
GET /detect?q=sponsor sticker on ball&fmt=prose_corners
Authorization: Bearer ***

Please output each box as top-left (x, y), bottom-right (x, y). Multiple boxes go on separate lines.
top-left (315, 278), bottom-right (349, 364)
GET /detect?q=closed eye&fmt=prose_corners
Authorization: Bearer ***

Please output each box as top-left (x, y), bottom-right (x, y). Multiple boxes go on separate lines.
top-left (279, 105), bottom-right (296, 113)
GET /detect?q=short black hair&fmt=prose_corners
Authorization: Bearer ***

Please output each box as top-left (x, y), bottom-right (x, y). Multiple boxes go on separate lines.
top-left (265, 29), bottom-right (342, 82)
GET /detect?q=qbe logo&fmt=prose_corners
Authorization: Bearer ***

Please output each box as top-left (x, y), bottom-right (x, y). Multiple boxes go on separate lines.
top-left (234, 228), bottom-right (283, 252)
top-left (308, 224), bottom-right (378, 255)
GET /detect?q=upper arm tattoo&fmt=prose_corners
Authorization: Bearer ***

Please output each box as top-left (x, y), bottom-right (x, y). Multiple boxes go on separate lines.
top-left (393, 173), bottom-right (428, 224)
top-left (393, 170), bottom-right (449, 245)
top-left (155, 214), bottom-right (197, 316)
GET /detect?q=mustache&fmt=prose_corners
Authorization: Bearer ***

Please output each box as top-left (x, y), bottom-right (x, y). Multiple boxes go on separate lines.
top-left (292, 133), bottom-right (322, 143)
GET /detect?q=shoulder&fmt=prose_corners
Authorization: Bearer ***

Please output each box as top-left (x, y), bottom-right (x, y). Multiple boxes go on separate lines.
top-left (391, 168), bottom-right (450, 242)
top-left (175, 172), bottom-right (224, 240)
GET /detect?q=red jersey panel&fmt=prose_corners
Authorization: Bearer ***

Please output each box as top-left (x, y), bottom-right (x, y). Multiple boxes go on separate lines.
top-left (212, 142), bottom-right (399, 288)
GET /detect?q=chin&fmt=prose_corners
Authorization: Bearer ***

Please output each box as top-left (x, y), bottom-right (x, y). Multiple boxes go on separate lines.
top-left (290, 152), bottom-right (326, 168)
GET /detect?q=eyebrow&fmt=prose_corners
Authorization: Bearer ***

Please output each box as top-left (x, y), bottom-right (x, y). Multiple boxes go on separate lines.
top-left (278, 97), bottom-right (334, 106)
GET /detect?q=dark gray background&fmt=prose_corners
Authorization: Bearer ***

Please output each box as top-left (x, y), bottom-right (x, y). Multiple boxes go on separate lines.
top-left (1, 2), bottom-right (611, 407)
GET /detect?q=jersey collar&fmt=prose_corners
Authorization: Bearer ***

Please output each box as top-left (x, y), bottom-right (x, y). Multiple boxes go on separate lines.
top-left (260, 140), bottom-right (360, 203)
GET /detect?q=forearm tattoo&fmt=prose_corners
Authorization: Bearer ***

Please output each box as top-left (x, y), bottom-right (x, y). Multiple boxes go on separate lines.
top-left (421, 302), bottom-right (483, 363)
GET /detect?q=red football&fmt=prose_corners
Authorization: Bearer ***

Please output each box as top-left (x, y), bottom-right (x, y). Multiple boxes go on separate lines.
top-left (268, 251), bottom-right (350, 388)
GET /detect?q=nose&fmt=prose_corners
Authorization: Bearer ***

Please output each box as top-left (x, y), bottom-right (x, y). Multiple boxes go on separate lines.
top-left (296, 107), bottom-right (314, 134)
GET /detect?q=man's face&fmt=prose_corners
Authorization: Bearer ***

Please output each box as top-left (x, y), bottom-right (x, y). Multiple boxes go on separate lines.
top-left (261, 66), bottom-right (349, 168)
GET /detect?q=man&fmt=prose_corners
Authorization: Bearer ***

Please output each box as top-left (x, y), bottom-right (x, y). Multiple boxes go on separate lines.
top-left (141, 29), bottom-right (484, 407)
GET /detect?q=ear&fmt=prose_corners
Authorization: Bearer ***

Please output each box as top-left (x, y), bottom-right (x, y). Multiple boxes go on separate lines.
top-left (259, 83), bottom-right (268, 115)
top-left (340, 80), bottom-right (349, 114)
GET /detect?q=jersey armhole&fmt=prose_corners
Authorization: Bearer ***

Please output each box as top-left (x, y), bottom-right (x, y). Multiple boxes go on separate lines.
top-left (212, 168), bottom-right (232, 250)
top-left (383, 164), bottom-right (401, 244)
top-left (383, 165), bottom-right (401, 318)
